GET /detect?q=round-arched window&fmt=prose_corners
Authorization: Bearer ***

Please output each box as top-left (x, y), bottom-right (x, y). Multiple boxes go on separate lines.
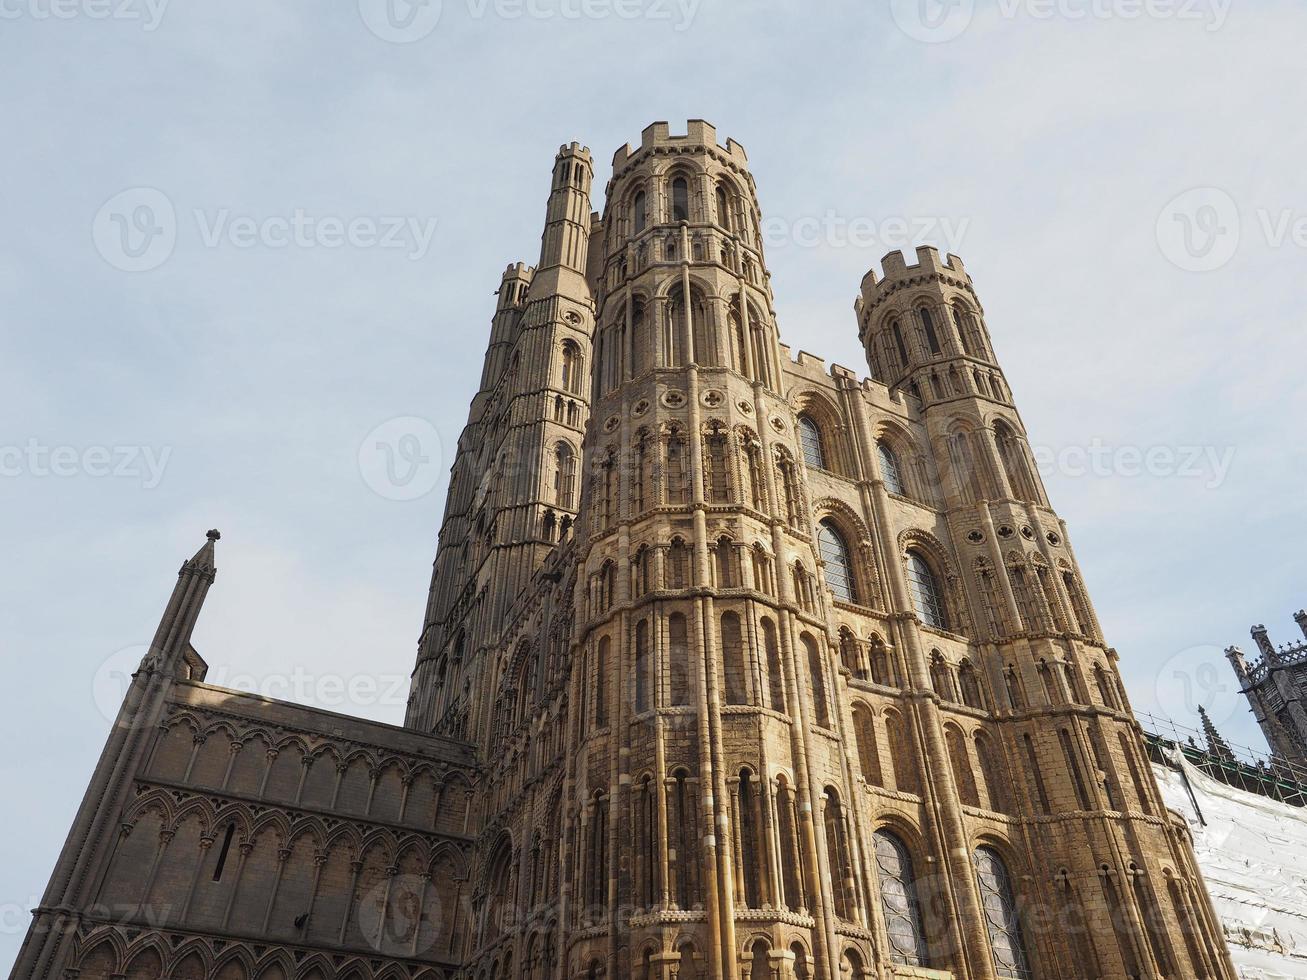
top-left (878, 441), bottom-right (906, 496)
top-left (906, 550), bottom-right (948, 630)
top-left (797, 415), bottom-right (825, 470)
top-left (974, 847), bottom-right (1032, 979)
top-left (873, 831), bottom-right (928, 966)
top-left (817, 519), bottom-right (857, 604)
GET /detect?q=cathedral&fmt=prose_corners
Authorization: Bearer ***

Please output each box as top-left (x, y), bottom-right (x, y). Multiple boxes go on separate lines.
top-left (11, 121), bottom-right (1239, 980)
top-left (1227, 610), bottom-right (1307, 772)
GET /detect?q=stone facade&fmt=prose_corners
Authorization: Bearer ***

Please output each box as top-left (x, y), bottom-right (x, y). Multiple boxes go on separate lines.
top-left (11, 121), bottom-right (1239, 980)
top-left (1227, 610), bottom-right (1307, 771)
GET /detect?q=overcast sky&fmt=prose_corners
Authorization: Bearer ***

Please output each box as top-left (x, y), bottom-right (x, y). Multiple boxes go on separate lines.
top-left (2, 0), bottom-right (1304, 966)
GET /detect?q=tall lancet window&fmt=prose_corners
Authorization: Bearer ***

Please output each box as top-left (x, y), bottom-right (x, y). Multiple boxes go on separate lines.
top-left (817, 520), bottom-right (857, 604)
top-left (919, 307), bottom-right (941, 354)
top-left (798, 415), bottom-right (825, 470)
top-left (974, 848), bottom-right (1032, 979)
top-left (877, 441), bottom-right (905, 496)
top-left (633, 190), bottom-right (647, 233)
top-left (553, 443), bottom-right (576, 509)
top-left (874, 831), bottom-right (928, 967)
top-left (906, 551), bottom-right (948, 630)
top-left (716, 184), bottom-right (731, 230)
top-left (672, 176), bottom-right (690, 222)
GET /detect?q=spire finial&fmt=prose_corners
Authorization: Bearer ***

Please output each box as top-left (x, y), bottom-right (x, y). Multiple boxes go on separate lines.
top-left (1198, 706), bottom-right (1235, 763)
top-left (207, 529), bottom-right (221, 542)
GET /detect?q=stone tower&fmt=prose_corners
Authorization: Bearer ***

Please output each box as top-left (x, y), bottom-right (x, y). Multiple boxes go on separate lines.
top-left (407, 144), bottom-right (598, 739)
top-left (1226, 610), bottom-right (1307, 770)
top-left (410, 122), bottom-right (1238, 980)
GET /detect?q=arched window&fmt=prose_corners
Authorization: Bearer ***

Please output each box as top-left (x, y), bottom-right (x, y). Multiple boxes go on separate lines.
top-left (553, 443), bottom-right (576, 508)
top-left (803, 633), bottom-right (830, 728)
top-left (668, 613), bottom-right (690, 706)
top-left (930, 653), bottom-right (955, 702)
top-left (634, 620), bottom-right (651, 713)
top-left (954, 304), bottom-right (976, 356)
top-left (672, 176), bottom-right (690, 222)
top-left (594, 636), bottom-right (610, 727)
top-left (919, 307), bottom-right (941, 354)
top-left (974, 848), bottom-right (1032, 979)
top-left (885, 710), bottom-right (918, 795)
top-left (633, 191), bottom-right (647, 233)
top-left (878, 441), bottom-right (906, 496)
top-left (822, 789), bottom-right (855, 921)
top-left (668, 538), bottom-right (689, 589)
top-left (873, 831), bottom-right (928, 966)
top-left (715, 185), bottom-right (731, 230)
top-left (721, 611), bottom-right (747, 705)
top-left (853, 704), bottom-right (882, 786)
top-left (1093, 664), bottom-right (1118, 709)
top-left (890, 320), bottom-right (909, 369)
top-left (947, 725), bottom-right (980, 807)
top-left (761, 617), bottom-right (786, 714)
top-left (870, 635), bottom-right (894, 687)
top-left (797, 415), bottom-right (825, 470)
top-left (665, 429), bottom-right (687, 505)
top-left (906, 550), bottom-right (949, 630)
top-left (817, 520), bottom-right (857, 604)
top-left (958, 660), bottom-right (985, 708)
top-left (560, 341), bottom-right (583, 395)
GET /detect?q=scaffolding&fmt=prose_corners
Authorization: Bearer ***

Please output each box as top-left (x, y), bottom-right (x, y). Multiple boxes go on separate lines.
top-left (1138, 710), bottom-right (1307, 809)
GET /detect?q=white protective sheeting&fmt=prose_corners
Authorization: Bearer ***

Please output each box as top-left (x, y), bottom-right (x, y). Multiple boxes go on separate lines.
top-left (1152, 752), bottom-right (1307, 979)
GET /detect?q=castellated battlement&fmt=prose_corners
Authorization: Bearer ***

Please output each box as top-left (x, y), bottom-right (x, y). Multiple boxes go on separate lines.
top-left (501, 261), bottom-right (536, 280)
top-left (556, 141), bottom-right (592, 162)
top-left (779, 342), bottom-right (895, 401)
top-left (611, 119), bottom-right (749, 174)
top-left (855, 245), bottom-right (971, 316)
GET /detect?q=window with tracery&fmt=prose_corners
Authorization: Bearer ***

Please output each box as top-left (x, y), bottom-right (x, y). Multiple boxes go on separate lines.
top-left (874, 831), bottom-right (928, 966)
top-left (817, 520), bottom-right (857, 604)
top-left (974, 848), bottom-right (1032, 979)
top-left (797, 415), bottom-right (825, 470)
top-left (906, 551), bottom-right (949, 630)
top-left (878, 441), bottom-right (906, 496)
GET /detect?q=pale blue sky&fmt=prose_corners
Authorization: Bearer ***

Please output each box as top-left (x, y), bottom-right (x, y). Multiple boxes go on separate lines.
top-left (2, 1), bottom-right (1305, 967)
